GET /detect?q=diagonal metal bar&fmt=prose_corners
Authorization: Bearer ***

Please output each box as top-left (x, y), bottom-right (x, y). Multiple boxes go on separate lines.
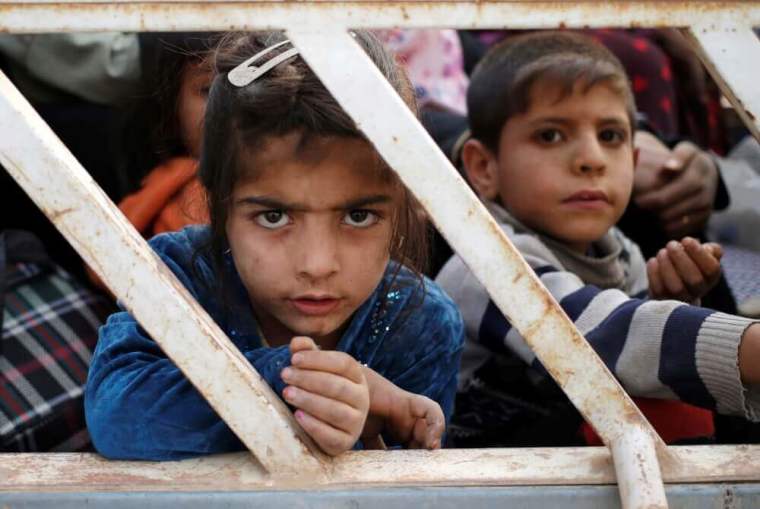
top-left (1, 1), bottom-right (760, 34)
top-left (683, 23), bottom-right (760, 142)
top-left (286, 27), bottom-right (669, 508)
top-left (0, 69), bottom-right (328, 477)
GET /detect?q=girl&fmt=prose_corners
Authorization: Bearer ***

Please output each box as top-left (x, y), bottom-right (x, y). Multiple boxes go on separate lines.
top-left (117, 32), bottom-right (221, 238)
top-left (87, 33), bottom-right (218, 291)
top-left (85, 31), bottom-right (464, 460)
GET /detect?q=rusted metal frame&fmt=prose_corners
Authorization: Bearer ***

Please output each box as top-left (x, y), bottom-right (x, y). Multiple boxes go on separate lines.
top-left (2, 1), bottom-right (760, 34)
top-left (286, 28), bottom-right (669, 509)
top-left (0, 69), bottom-right (329, 478)
top-left (610, 426), bottom-right (668, 508)
top-left (1, 445), bottom-right (760, 492)
top-left (683, 23), bottom-right (760, 142)
top-left (0, 2), bottom-right (757, 500)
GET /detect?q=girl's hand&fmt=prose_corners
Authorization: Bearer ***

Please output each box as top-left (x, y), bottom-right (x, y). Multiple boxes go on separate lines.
top-left (647, 237), bottom-right (723, 303)
top-left (280, 337), bottom-right (370, 456)
top-left (361, 367), bottom-right (444, 450)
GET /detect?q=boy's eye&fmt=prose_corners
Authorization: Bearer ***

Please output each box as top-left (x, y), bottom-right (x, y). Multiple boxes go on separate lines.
top-left (343, 210), bottom-right (379, 228)
top-left (599, 128), bottom-right (627, 144)
top-left (255, 210), bottom-right (290, 229)
top-left (536, 129), bottom-right (563, 144)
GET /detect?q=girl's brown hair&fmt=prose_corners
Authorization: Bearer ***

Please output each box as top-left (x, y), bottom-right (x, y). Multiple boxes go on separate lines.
top-left (197, 31), bottom-right (428, 299)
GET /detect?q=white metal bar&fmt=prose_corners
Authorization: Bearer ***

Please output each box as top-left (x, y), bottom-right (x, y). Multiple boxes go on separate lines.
top-left (1, 1), bottom-right (759, 33)
top-left (286, 27), bottom-right (670, 503)
top-left (611, 427), bottom-right (668, 509)
top-left (1, 446), bottom-right (759, 491)
top-left (1, 0), bottom-right (759, 497)
top-left (684, 23), bottom-right (760, 142)
top-left (0, 69), bottom-right (328, 478)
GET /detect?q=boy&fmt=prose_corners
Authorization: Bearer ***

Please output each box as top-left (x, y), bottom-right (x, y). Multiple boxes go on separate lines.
top-left (436, 32), bottom-right (760, 447)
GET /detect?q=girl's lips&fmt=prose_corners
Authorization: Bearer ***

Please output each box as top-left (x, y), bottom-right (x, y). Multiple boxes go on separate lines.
top-left (289, 297), bottom-right (341, 316)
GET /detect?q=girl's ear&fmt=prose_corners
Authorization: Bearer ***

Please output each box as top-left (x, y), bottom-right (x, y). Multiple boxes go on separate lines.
top-left (462, 139), bottom-right (500, 201)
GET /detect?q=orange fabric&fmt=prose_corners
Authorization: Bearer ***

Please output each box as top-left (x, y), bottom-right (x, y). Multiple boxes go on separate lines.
top-left (86, 157), bottom-right (209, 291)
top-left (580, 397), bottom-right (714, 445)
top-left (119, 157), bottom-right (208, 236)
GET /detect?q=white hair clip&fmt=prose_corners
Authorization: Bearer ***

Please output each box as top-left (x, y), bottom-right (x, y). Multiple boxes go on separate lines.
top-left (227, 39), bottom-right (300, 87)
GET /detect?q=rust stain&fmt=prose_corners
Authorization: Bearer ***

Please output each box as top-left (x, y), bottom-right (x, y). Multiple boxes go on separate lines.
top-left (48, 206), bottom-right (76, 222)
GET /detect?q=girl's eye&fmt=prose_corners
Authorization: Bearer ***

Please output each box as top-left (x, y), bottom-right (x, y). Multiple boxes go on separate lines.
top-left (536, 129), bottom-right (563, 144)
top-left (343, 210), bottom-right (379, 228)
top-left (599, 128), bottom-right (627, 144)
top-left (255, 210), bottom-right (290, 229)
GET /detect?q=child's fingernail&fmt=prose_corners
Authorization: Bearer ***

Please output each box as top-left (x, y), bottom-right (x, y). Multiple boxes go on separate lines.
top-left (283, 386), bottom-right (295, 400)
top-left (292, 353), bottom-right (303, 365)
top-left (281, 367), bottom-right (292, 380)
top-left (295, 409), bottom-right (305, 421)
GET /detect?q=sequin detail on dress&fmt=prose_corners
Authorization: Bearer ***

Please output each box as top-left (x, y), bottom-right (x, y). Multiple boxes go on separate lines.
top-left (367, 289), bottom-right (402, 343)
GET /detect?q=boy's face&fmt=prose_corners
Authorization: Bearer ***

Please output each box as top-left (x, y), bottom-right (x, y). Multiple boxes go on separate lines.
top-left (468, 80), bottom-right (635, 253)
top-left (226, 134), bottom-right (395, 349)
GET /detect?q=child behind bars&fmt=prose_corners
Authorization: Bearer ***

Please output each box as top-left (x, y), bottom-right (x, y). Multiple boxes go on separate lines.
top-left (436, 31), bottom-right (760, 447)
top-left (86, 31), bottom-right (464, 460)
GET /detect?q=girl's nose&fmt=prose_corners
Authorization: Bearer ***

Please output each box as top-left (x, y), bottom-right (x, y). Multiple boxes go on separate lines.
top-left (572, 135), bottom-right (606, 175)
top-left (296, 224), bottom-right (340, 281)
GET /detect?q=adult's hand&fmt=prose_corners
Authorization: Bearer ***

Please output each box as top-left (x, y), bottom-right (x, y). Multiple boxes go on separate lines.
top-left (633, 138), bottom-right (719, 239)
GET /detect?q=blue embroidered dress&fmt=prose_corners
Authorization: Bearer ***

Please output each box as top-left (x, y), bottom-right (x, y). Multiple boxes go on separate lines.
top-left (85, 226), bottom-right (464, 460)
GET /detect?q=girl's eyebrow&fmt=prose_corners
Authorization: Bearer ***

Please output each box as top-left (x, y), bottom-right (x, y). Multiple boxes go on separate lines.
top-left (342, 194), bottom-right (393, 209)
top-left (236, 194), bottom-right (392, 210)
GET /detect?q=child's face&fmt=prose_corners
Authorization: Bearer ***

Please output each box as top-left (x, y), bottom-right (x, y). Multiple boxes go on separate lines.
top-left (226, 134), bottom-right (396, 348)
top-left (471, 80), bottom-right (635, 253)
top-left (177, 61), bottom-right (212, 158)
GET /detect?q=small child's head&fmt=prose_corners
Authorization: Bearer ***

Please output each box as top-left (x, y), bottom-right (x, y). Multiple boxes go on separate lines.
top-left (463, 31), bottom-right (637, 253)
top-left (199, 31), bottom-right (426, 347)
top-left (122, 32), bottom-right (221, 188)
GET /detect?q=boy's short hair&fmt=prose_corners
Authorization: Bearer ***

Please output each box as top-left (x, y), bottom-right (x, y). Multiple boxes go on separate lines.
top-left (467, 31), bottom-right (636, 153)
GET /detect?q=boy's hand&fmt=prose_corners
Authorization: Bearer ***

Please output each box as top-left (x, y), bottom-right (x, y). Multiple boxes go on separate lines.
top-left (740, 324), bottom-right (760, 386)
top-left (280, 336), bottom-right (370, 456)
top-left (361, 367), bottom-right (444, 450)
top-left (647, 237), bottom-right (723, 303)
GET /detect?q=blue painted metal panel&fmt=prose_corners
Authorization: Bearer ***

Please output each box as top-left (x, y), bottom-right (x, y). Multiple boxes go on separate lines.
top-left (1, 484), bottom-right (758, 508)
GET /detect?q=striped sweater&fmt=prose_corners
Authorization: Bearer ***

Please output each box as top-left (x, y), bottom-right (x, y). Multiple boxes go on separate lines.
top-left (436, 201), bottom-right (760, 447)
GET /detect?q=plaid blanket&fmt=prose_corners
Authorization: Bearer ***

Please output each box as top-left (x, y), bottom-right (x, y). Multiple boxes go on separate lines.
top-left (1, 261), bottom-right (113, 451)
